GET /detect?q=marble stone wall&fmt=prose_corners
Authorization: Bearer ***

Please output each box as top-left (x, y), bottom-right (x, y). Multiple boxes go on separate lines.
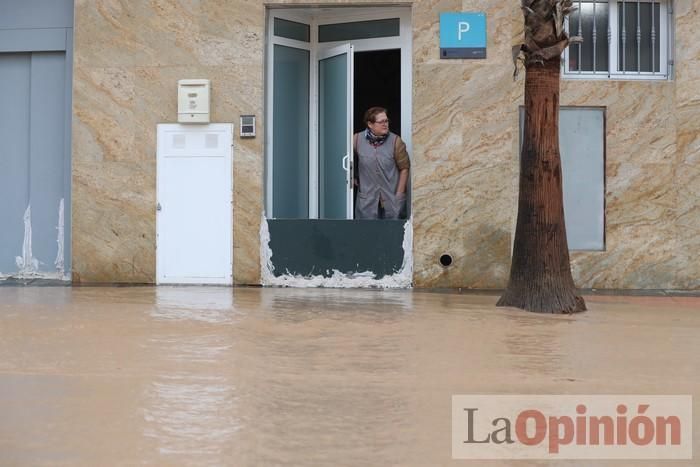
top-left (72, 0), bottom-right (699, 289)
top-left (411, 0), bottom-right (699, 290)
top-left (72, 0), bottom-right (265, 284)
top-left (672, 0), bottom-right (700, 289)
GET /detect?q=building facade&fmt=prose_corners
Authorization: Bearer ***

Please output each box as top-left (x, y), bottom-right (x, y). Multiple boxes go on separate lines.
top-left (1, 0), bottom-right (698, 289)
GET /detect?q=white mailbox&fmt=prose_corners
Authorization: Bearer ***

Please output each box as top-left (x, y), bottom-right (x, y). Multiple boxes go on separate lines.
top-left (178, 79), bottom-right (211, 123)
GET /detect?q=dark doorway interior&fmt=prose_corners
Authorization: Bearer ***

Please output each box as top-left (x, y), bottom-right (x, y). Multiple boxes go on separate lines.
top-left (353, 49), bottom-right (401, 135)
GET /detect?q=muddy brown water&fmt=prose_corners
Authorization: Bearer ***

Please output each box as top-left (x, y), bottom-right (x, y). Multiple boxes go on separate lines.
top-left (1, 287), bottom-right (698, 466)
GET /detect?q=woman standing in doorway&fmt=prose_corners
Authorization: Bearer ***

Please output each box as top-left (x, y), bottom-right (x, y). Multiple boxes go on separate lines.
top-left (354, 107), bottom-right (410, 219)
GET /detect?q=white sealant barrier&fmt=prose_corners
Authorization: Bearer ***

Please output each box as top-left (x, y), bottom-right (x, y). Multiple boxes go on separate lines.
top-left (1, 200), bottom-right (67, 281)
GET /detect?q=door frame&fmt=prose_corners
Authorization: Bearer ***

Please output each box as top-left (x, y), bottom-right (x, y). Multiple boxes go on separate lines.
top-left (265, 6), bottom-right (412, 219)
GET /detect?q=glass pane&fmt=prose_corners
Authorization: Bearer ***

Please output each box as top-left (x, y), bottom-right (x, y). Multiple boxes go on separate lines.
top-left (569, 2), bottom-right (609, 72)
top-left (617, 1), bottom-right (658, 72)
top-left (618, 2), bottom-right (638, 71)
top-left (318, 53), bottom-right (348, 219)
top-left (319, 18), bottom-right (400, 43)
top-left (639, 2), bottom-right (661, 72)
top-left (568, 11), bottom-right (581, 72)
top-left (274, 18), bottom-right (310, 42)
top-left (593, 3), bottom-right (609, 71)
top-left (273, 45), bottom-right (309, 219)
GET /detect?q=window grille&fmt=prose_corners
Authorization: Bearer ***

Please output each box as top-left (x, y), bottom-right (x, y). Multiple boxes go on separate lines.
top-left (564, 0), bottom-right (672, 79)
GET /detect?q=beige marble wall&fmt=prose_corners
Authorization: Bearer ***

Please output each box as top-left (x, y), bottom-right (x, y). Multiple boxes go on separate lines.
top-left (555, 1), bottom-right (698, 290)
top-left (412, 0), bottom-right (520, 287)
top-left (412, 0), bottom-right (700, 289)
top-left (673, 0), bottom-right (700, 289)
top-left (72, 0), bottom-right (699, 289)
top-left (72, 0), bottom-right (265, 284)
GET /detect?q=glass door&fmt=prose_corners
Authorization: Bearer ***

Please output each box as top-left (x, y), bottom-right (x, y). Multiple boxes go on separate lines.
top-left (317, 44), bottom-right (354, 219)
top-left (267, 14), bottom-right (312, 219)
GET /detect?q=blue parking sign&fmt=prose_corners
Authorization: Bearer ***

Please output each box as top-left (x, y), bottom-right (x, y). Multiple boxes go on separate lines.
top-left (440, 12), bottom-right (487, 59)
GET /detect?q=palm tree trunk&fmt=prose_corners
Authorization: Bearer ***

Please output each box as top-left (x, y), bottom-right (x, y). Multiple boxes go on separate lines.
top-left (497, 57), bottom-right (586, 313)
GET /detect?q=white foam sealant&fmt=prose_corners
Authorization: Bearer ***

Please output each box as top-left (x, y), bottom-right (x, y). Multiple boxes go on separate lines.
top-left (1, 201), bottom-right (67, 281)
top-left (15, 204), bottom-right (39, 275)
top-left (260, 213), bottom-right (413, 288)
top-left (54, 198), bottom-right (65, 273)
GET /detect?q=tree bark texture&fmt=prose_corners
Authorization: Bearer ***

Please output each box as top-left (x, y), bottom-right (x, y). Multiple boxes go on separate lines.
top-left (497, 58), bottom-right (586, 313)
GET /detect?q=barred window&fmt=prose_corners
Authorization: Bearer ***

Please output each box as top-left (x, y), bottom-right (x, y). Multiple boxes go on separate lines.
top-left (565, 0), bottom-right (672, 79)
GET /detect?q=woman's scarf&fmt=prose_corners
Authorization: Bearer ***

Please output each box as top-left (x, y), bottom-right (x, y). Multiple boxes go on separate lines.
top-left (365, 128), bottom-right (389, 147)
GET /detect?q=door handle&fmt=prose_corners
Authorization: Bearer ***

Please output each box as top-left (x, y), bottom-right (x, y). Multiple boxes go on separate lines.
top-left (342, 154), bottom-right (349, 172)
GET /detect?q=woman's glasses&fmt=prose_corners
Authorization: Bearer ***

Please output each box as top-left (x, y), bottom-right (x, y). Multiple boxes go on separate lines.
top-left (373, 119), bottom-right (390, 125)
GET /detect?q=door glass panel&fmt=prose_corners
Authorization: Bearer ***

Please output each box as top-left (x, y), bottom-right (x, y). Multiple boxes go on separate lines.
top-left (273, 44), bottom-right (309, 218)
top-left (319, 18), bottom-right (400, 43)
top-left (274, 18), bottom-right (310, 42)
top-left (318, 53), bottom-right (348, 219)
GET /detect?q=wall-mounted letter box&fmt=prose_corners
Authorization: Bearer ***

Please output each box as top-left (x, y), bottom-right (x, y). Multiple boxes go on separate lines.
top-left (178, 79), bottom-right (211, 123)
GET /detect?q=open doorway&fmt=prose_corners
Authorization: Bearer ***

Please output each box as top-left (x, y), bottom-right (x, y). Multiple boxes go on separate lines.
top-left (266, 7), bottom-right (412, 220)
top-left (352, 48), bottom-right (404, 218)
top-left (353, 49), bottom-right (401, 136)
top-left (263, 7), bottom-right (413, 284)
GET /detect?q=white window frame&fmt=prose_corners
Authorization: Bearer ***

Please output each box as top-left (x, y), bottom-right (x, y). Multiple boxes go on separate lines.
top-left (265, 7), bottom-right (413, 219)
top-left (563, 0), bottom-right (673, 80)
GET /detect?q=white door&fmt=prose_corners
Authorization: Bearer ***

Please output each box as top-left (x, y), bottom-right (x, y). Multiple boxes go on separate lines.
top-left (318, 43), bottom-right (354, 219)
top-left (156, 124), bottom-right (233, 284)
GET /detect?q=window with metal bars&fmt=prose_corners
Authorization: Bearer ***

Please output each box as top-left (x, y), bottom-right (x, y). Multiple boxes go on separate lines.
top-left (564, 0), bottom-right (672, 79)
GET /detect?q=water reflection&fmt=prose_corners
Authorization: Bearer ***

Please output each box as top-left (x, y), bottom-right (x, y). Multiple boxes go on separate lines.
top-left (144, 287), bottom-right (242, 461)
top-left (260, 288), bottom-right (414, 323)
top-left (148, 334), bottom-right (233, 365)
top-left (500, 312), bottom-right (574, 378)
top-left (152, 286), bottom-right (238, 324)
top-left (143, 375), bottom-right (240, 457)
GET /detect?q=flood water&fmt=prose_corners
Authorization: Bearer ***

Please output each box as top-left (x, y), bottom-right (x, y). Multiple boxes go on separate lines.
top-left (0, 286), bottom-right (698, 466)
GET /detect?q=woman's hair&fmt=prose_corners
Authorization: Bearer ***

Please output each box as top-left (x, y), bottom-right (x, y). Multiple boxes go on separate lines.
top-left (363, 107), bottom-right (388, 125)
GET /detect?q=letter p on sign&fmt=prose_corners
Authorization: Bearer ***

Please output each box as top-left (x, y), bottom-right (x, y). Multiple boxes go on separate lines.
top-left (458, 22), bottom-right (470, 40)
